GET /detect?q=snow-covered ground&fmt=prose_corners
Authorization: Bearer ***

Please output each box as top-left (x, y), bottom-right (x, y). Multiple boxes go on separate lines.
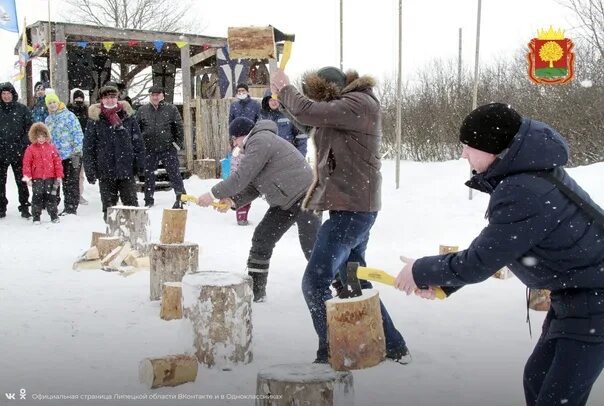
top-left (1, 159), bottom-right (603, 406)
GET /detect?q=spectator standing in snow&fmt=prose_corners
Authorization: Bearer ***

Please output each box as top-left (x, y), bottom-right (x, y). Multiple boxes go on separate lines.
top-left (30, 82), bottom-right (48, 124)
top-left (197, 117), bottom-right (321, 302)
top-left (396, 103), bottom-right (604, 406)
top-left (45, 91), bottom-right (83, 216)
top-left (67, 89), bottom-right (90, 205)
top-left (259, 88), bottom-right (307, 157)
top-left (22, 123), bottom-right (63, 224)
top-left (0, 82), bottom-right (32, 219)
top-left (271, 66), bottom-right (410, 364)
top-left (83, 84), bottom-right (144, 221)
top-left (228, 83), bottom-right (261, 226)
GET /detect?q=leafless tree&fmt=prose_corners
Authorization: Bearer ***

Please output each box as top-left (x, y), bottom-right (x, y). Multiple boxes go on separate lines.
top-left (560, 0), bottom-right (604, 59)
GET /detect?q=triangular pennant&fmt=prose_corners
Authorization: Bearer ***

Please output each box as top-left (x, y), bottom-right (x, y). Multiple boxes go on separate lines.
top-left (27, 45), bottom-right (34, 53)
top-left (77, 41), bottom-right (88, 48)
top-left (153, 40), bottom-right (165, 53)
top-left (175, 41), bottom-right (188, 49)
top-left (54, 41), bottom-right (66, 55)
top-left (20, 52), bottom-right (30, 62)
top-left (13, 72), bottom-right (25, 81)
top-left (127, 40), bottom-right (140, 47)
top-left (103, 41), bottom-right (114, 52)
top-left (202, 43), bottom-right (210, 51)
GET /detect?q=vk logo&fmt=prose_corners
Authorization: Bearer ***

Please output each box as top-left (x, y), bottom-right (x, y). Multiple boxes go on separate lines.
top-left (5, 392), bottom-right (16, 399)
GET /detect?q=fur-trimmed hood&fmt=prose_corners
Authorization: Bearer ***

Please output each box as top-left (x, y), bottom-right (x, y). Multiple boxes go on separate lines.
top-left (88, 101), bottom-right (135, 121)
top-left (301, 70), bottom-right (376, 102)
top-left (28, 122), bottom-right (51, 143)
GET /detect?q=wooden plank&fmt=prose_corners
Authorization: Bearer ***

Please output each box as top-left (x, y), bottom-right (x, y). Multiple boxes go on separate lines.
top-left (227, 26), bottom-right (276, 59)
top-left (190, 48), bottom-right (216, 67)
top-left (195, 98), bottom-right (204, 159)
top-left (181, 43), bottom-right (194, 171)
top-left (52, 24), bottom-right (69, 103)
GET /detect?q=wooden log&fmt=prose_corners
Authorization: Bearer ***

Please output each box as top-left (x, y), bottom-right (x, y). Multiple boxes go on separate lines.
top-left (227, 26), bottom-right (276, 59)
top-left (160, 209), bottom-right (188, 244)
top-left (124, 250), bottom-right (141, 267)
top-left (529, 289), bottom-right (551, 311)
top-left (106, 206), bottom-right (150, 254)
top-left (138, 354), bottom-right (198, 389)
top-left (97, 236), bottom-right (122, 259)
top-left (326, 289), bottom-right (385, 371)
top-left (149, 242), bottom-right (199, 301)
top-left (108, 242), bottom-right (132, 268)
top-left (493, 266), bottom-right (513, 279)
top-left (182, 271), bottom-right (253, 368)
top-left (91, 231), bottom-right (107, 248)
top-left (84, 246), bottom-right (100, 260)
top-left (101, 245), bottom-right (123, 266)
top-left (135, 256), bottom-right (150, 269)
top-left (160, 282), bottom-right (183, 320)
top-left (256, 363), bottom-right (354, 406)
top-left (193, 159), bottom-right (217, 179)
top-left (439, 245), bottom-right (459, 255)
top-left (72, 259), bottom-right (102, 271)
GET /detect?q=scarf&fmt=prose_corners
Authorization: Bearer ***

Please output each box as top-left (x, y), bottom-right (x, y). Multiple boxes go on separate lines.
top-left (100, 102), bottom-right (123, 127)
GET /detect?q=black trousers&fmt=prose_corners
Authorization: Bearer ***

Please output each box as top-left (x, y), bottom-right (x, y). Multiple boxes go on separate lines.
top-left (247, 198), bottom-right (322, 272)
top-left (31, 178), bottom-right (59, 219)
top-left (57, 158), bottom-right (81, 213)
top-left (0, 156), bottom-right (30, 213)
top-left (144, 149), bottom-right (186, 204)
top-left (523, 311), bottom-right (604, 406)
top-left (98, 177), bottom-right (138, 220)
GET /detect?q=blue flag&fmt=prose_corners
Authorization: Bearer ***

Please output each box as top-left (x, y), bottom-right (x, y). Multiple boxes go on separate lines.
top-left (0, 0), bottom-right (18, 33)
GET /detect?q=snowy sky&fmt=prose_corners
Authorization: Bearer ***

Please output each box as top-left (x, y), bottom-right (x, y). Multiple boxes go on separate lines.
top-left (0, 0), bottom-right (576, 86)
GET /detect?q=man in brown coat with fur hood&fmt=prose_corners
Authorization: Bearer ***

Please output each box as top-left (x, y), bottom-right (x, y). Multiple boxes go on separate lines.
top-left (271, 67), bottom-right (410, 364)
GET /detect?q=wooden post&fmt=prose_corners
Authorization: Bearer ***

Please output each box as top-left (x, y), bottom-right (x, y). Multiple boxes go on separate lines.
top-left (160, 209), bottom-right (188, 244)
top-left (97, 236), bottom-right (122, 259)
top-left (256, 363), bottom-right (354, 406)
top-left (160, 282), bottom-right (183, 320)
top-left (90, 231), bottom-right (107, 248)
top-left (149, 242), bottom-right (199, 301)
top-left (138, 354), bottom-right (198, 389)
top-left (326, 289), bottom-right (385, 371)
top-left (106, 206), bottom-right (150, 254)
top-left (193, 159), bottom-right (217, 179)
top-left (52, 24), bottom-right (69, 103)
top-left (182, 271), bottom-right (253, 368)
top-left (181, 43), bottom-right (194, 171)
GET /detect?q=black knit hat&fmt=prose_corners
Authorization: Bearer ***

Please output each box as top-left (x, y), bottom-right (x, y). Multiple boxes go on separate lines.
top-left (229, 117), bottom-right (255, 138)
top-left (317, 66), bottom-right (346, 89)
top-left (73, 89), bottom-right (85, 100)
top-left (99, 84), bottom-right (119, 97)
top-left (236, 83), bottom-right (249, 92)
top-left (459, 103), bottom-right (522, 154)
top-left (148, 85), bottom-right (165, 94)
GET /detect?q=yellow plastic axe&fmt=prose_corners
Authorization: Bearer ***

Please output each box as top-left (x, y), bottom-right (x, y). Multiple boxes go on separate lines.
top-left (178, 194), bottom-right (230, 210)
top-left (352, 264), bottom-right (447, 300)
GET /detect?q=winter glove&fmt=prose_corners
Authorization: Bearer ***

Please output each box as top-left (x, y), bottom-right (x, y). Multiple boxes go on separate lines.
top-left (70, 153), bottom-right (81, 169)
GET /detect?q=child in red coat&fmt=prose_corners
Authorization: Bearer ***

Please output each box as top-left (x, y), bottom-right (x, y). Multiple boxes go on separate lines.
top-left (22, 123), bottom-right (64, 224)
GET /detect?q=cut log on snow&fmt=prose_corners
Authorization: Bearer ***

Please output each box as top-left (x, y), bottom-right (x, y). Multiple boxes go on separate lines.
top-left (97, 236), bottom-right (122, 259)
top-left (72, 259), bottom-right (102, 270)
top-left (124, 250), bottom-right (142, 267)
top-left (529, 289), bottom-right (551, 311)
top-left (149, 242), bottom-right (199, 301)
top-left (107, 242), bottom-right (131, 267)
top-left (255, 363), bottom-right (354, 406)
top-left (326, 289), bottom-right (385, 371)
top-left (182, 271), bottom-right (253, 368)
top-left (138, 354), bottom-right (198, 389)
top-left (84, 246), bottom-right (100, 260)
top-left (160, 282), bottom-right (183, 320)
top-left (160, 209), bottom-right (188, 244)
top-left (439, 245), bottom-right (458, 255)
top-left (90, 231), bottom-right (106, 248)
top-left (493, 266), bottom-right (513, 279)
top-left (193, 158), bottom-right (217, 179)
top-left (106, 206), bottom-right (150, 254)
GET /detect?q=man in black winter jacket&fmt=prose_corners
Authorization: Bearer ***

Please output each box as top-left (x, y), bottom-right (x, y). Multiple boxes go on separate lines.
top-left (396, 103), bottom-right (604, 406)
top-left (136, 86), bottom-right (186, 207)
top-left (0, 82), bottom-right (32, 218)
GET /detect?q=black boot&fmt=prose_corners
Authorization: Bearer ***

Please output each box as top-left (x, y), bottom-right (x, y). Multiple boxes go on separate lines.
top-left (248, 272), bottom-right (268, 302)
top-left (19, 205), bottom-right (32, 219)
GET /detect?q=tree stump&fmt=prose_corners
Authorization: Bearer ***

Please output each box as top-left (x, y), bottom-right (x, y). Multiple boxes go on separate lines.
top-left (529, 289), bottom-right (551, 311)
top-left (326, 289), bottom-right (385, 371)
top-left (149, 242), bottom-right (199, 301)
top-left (106, 206), bottom-right (150, 255)
top-left (97, 236), bottom-right (122, 259)
top-left (160, 282), bottom-right (183, 320)
top-left (90, 231), bottom-right (106, 248)
top-left (182, 271), bottom-right (253, 368)
top-left (255, 363), bottom-right (354, 406)
top-left (138, 354), bottom-right (198, 389)
top-left (160, 209), bottom-right (188, 244)
top-left (194, 158), bottom-right (217, 179)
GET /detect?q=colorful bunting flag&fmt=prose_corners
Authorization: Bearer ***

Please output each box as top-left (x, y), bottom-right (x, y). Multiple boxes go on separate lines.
top-left (103, 41), bottom-right (114, 52)
top-left (77, 41), bottom-right (88, 48)
top-left (153, 40), bottom-right (164, 53)
top-left (0, 0), bottom-right (19, 33)
top-left (175, 41), bottom-right (188, 49)
top-left (54, 41), bottom-right (66, 55)
top-left (27, 44), bottom-right (34, 52)
top-left (127, 40), bottom-right (140, 47)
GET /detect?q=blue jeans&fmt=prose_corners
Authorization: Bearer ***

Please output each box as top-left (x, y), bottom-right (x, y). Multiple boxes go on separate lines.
top-left (301, 211), bottom-right (406, 358)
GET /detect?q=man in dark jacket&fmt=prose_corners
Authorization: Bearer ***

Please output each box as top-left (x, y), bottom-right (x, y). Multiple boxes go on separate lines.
top-left (67, 89), bottom-right (89, 206)
top-left (272, 67), bottom-right (409, 364)
top-left (228, 83), bottom-right (260, 123)
top-left (83, 84), bottom-right (144, 221)
top-left (395, 103), bottom-right (604, 406)
top-left (136, 85), bottom-right (186, 208)
top-left (31, 82), bottom-right (48, 123)
top-left (197, 117), bottom-right (321, 302)
top-left (259, 89), bottom-right (307, 156)
top-left (0, 82), bottom-right (32, 218)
